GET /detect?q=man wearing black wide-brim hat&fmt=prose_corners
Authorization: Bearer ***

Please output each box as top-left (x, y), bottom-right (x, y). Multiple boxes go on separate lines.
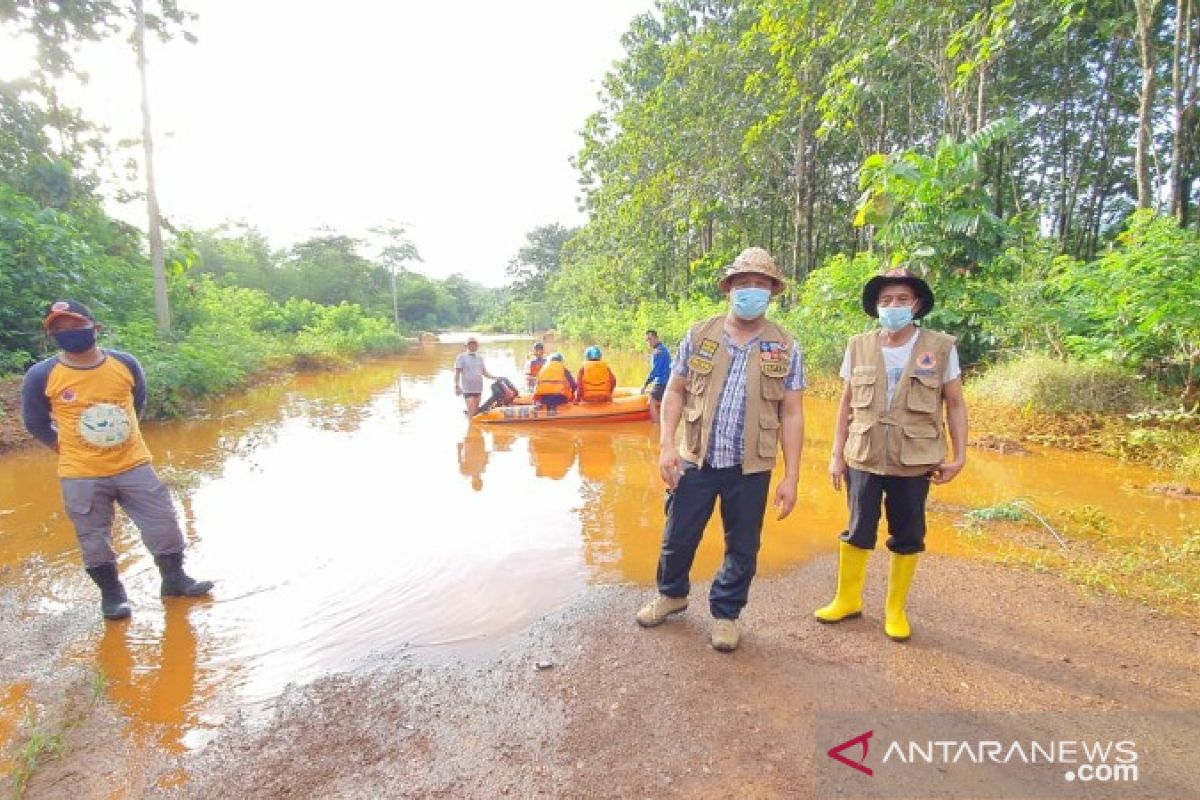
top-left (813, 267), bottom-right (968, 643)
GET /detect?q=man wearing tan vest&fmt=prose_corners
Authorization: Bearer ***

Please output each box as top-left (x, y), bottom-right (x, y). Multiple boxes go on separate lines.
top-left (635, 248), bottom-right (805, 653)
top-left (814, 267), bottom-right (968, 641)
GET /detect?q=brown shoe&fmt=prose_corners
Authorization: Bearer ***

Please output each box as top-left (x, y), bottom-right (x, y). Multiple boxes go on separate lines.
top-left (635, 594), bottom-right (688, 627)
top-left (711, 618), bottom-right (740, 652)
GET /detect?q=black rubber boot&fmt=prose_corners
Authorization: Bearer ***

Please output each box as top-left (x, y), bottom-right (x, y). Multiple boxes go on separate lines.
top-left (84, 563), bottom-right (132, 620)
top-left (154, 553), bottom-right (214, 597)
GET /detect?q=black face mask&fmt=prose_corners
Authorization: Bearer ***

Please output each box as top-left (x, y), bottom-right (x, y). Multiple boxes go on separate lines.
top-left (52, 328), bottom-right (97, 353)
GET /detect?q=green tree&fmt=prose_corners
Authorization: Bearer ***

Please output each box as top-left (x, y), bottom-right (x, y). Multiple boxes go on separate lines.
top-left (854, 117), bottom-right (1021, 274)
top-left (191, 224), bottom-right (277, 292)
top-left (280, 234), bottom-right (383, 310)
top-left (505, 223), bottom-right (578, 297)
top-left (371, 224), bottom-right (422, 332)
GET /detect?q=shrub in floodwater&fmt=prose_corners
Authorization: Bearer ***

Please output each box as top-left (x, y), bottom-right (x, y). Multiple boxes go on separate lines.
top-left (968, 353), bottom-right (1145, 414)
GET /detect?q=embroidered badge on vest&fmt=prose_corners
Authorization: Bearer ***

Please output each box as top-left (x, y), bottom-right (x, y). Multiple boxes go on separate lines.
top-left (760, 341), bottom-right (789, 378)
top-left (917, 351), bottom-right (938, 370)
top-left (687, 337), bottom-right (719, 374)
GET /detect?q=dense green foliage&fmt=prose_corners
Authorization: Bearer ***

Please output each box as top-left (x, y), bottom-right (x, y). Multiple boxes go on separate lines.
top-left (491, 0), bottom-right (1199, 407)
top-left (0, 170), bottom-right (496, 408)
top-left (188, 226), bottom-right (498, 332)
top-left (0, 3), bottom-right (499, 410)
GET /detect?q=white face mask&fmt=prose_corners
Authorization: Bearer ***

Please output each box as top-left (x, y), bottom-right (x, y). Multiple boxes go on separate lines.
top-left (877, 305), bottom-right (914, 331)
top-left (731, 287), bottom-right (771, 320)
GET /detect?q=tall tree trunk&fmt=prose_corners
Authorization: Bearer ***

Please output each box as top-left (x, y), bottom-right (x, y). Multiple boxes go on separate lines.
top-left (1135, 0), bottom-right (1163, 211)
top-left (791, 116), bottom-right (808, 282)
top-left (1170, 0), bottom-right (1200, 222)
top-left (975, 63), bottom-right (988, 136)
top-left (1056, 62), bottom-right (1073, 246)
top-left (136, 0), bottom-right (171, 333)
top-left (1066, 36), bottom-right (1119, 254)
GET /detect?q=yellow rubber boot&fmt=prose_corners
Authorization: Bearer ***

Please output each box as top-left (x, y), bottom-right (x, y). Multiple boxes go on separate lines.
top-left (814, 542), bottom-right (871, 623)
top-left (884, 553), bottom-right (919, 642)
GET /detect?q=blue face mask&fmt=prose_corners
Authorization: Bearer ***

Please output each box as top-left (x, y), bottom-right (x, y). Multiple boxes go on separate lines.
top-left (731, 287), bottom-right (771, 320)
top-left (877, 305), bottom-right (914, 332)
top-left (53, 327), bottom-right (97, 353)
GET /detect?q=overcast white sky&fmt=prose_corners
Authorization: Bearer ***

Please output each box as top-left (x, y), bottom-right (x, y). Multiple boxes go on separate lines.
top-left (1, 1), bottom-right (652, 287)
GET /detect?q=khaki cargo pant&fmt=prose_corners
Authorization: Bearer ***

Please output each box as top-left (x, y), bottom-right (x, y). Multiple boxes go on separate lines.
top-left (60, 463), bottom-right (185, 567)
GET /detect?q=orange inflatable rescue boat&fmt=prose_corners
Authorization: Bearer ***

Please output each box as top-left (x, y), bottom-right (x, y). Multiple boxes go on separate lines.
top-left (509, 386), bottom-right (639, 406)
top-left (474, 393), bottom-right (650, 424)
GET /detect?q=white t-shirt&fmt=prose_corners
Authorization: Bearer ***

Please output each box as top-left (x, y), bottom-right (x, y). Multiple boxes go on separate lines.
top-left (840, 330), bottom-right (961, 409)
top-left (454, 352), bottom-right (487, 393)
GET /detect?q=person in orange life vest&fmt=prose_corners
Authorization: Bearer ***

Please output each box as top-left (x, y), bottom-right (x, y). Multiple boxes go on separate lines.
top-left (814, 267), bottom-right (968, 643)
top-left (533, 352), bottom-right (577, 414)
top-left (20, 300), bottom-right (214, 622)
top-left (635, 248), bottom-right (806, 654)
top-left (525, 342), bottom-right (547, 392)
top-left (575, 346), bottom-right (617, 403)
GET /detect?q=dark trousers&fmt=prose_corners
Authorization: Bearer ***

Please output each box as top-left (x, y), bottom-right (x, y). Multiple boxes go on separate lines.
top-left (656, 463), bottom-right (772, 620)
top-left (841, 467), bottom-right (929, 554)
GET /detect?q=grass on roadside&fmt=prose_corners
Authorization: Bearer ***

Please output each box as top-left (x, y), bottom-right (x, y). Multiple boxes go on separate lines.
top-left (5, 667), bottom-right (108, 800)
top-left (966, 354), bottom-right (1200, 477)
top-left (9, 724), bottom-right (65, 800)
top-left (955, 499), bottom-right (1200, 616)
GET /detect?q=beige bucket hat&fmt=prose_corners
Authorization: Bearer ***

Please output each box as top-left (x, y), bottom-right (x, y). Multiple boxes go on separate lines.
top-left (717, 247), bottom-right (787, 295)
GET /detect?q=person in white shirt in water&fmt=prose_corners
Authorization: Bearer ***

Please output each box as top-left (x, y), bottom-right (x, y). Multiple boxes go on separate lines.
top-left (454, 336), bottom-right (495, 416)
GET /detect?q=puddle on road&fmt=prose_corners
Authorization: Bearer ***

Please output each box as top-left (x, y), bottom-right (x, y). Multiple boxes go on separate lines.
top-left (2, 335), bottom-right (1197, 761)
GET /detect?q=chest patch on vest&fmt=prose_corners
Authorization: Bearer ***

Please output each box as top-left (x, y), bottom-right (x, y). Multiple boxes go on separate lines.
top-left (917, 351), bottom-right (938, 370)
top-left (688, 337), bottom-right (720, 374)
top-left (759, 341), bottom-right (789, 377)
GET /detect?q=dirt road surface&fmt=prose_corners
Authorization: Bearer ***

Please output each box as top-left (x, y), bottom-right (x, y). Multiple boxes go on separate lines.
top-left (6, 549), bottom-right (1197, 799)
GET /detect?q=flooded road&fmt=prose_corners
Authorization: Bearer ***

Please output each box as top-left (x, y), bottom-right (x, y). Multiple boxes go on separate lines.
top-left (2, 335), bottom-right (1198, 762)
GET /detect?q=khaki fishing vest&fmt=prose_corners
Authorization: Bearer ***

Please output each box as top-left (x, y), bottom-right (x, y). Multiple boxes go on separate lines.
top-left (843, 327), bottom-right (956, 477)
top-left (678, 315), bottom-right (794, 475)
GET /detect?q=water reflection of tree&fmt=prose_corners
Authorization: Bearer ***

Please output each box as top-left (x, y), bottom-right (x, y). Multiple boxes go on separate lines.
top-left (146, 358), bottom-right (415, 483)
top-left (505, 423), bottom-right (664, 581)
top-left (575, 429), bottom-right (663, 584)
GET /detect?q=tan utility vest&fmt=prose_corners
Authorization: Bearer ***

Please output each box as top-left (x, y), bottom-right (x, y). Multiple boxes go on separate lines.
top-left (844, 327), bottom-right (956, 477)
top-left (678, 315), bottom-right (794, 475)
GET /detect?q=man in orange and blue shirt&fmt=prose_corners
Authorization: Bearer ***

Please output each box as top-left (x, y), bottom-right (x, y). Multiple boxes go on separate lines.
top-left (524, 341), bottom-right (547, 392)
top-left (21, 300), bottom-right (213, 621)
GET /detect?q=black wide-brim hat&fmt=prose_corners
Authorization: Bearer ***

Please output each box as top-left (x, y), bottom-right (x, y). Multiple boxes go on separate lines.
top-left (862, 268), bottom-right (935, 319)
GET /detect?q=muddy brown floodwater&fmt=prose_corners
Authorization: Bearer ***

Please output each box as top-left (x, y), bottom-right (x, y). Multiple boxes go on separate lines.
top-left (1, 335), bottom-right (1198, 798)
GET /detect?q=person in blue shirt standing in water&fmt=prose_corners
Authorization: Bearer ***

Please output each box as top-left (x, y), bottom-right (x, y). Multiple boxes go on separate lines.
top-left (641, 329), bottom-right (672, 423)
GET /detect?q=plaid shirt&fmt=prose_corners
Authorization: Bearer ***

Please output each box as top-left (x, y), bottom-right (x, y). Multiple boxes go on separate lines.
top-left (674, 329), bottom-right (805, 468)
